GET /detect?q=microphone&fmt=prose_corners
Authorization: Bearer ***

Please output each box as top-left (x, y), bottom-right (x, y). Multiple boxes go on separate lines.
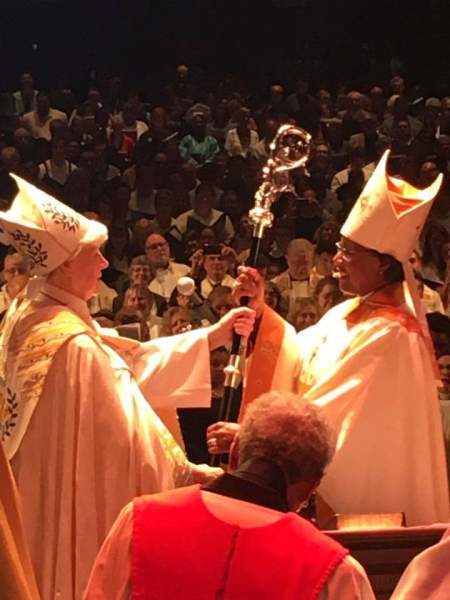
top-left (176, 276), bottom-right (204, 307)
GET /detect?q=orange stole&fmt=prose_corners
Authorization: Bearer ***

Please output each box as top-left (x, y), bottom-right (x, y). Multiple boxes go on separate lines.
top-left (239, 306), bottom-right (287, 421)
top-left (346, 303), bottom-right (423, 336)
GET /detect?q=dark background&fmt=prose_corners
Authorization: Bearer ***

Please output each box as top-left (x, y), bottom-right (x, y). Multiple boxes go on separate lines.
top-left (1, 0), bottom-right (449, 97)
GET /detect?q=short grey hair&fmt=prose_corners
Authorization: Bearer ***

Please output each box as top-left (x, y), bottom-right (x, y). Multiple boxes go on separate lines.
top-left (239, 392), bottom-right (336, 484)
top-left (130, 255), bottom-right (151, 269)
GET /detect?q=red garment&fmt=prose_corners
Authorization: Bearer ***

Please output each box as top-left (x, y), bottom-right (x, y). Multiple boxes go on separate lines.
top-left (107, 131), bottom-right (135, 159)
top-left (131, 485), bottom-right (348, 600)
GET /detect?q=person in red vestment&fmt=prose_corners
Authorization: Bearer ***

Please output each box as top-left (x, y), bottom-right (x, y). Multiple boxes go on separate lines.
top-left (84, 391), bottom-right (375, 599)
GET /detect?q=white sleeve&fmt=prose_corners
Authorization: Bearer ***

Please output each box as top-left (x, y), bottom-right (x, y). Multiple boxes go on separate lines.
top-left (131, 328), bottom-right (212, 409)
top-left (318, 555), bottom-right (376, 600)
top-left (391, 528), bottom-right (450, 600)
top-left (83, 503), bottom-right (133, 600)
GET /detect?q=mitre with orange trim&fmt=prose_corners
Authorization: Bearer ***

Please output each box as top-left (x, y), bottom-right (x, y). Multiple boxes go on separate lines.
top-left (341, 150), bottom-right (443, 262)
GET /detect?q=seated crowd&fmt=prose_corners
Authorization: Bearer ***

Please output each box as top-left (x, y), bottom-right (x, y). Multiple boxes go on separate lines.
top-left (0, 66), bottom-right (450, 467)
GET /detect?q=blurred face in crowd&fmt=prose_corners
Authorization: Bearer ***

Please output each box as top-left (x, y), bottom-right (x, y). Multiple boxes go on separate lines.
top-left (204, 254), bottom-right (228, 282)
top-left (80, 151), bottom-right (98, 176)
top-left (264, 282), bottom-right (280, 310)
top-left (87, 88), bottom-right (101, 108)
top-left (419, 161), bottom-right (439, 187)
top-left (66, 140), bottom-right (81, 165)
top-left (395, 119), bottom-right (411, 142)
top-left (151, 107), bottom-right (168, 127)
top-left (314, 144), bottom-right (330, 169)
top-left (236, 108), bottom-right (251, 129)
top-left (347, 91), bottom-right (362, 111)
top-left (438, 355), bottom-right (450, 389)
top-left (192, 114), bottom-right (207, 137)
top-left (130, 261), bottom-right (152, 286)
top-left (210, 349), bottom-right (228, 388)
top-left (37, 94), bottom-right (50, 117)
top-left (124, 284), bottom-right (153, 315)
top-left (294, 301), bottom-right (319, 331)
top-left (213, 151), bottom-right (228, 177)
top-left (3, 254), bottom-right (31, 294)
top-left (317, 221), bottom-right (339, 244)
top-left (316, 281), bottom-right (341, 314)
top-left (133, 219), bottom-right (152, 247)
top-left (210, 291), bottom-right (235, 318)
top-left (303, 189), bottom-right (318, 205)
top-left (108, 227), bottom-right (129, 255)
top-left (264, 118), bottom-right (279, 140)
top-left (193, 187), bottom-right (214, 219)
top-left (1, 147), bottom-right (20, 172)
top-left (145, 234), bottom-right (170, 269)
top-left (315, 251), bottom-right (334, 277)
top-left (266, 262), bottom-right (284, 280)
top-left (239, 216), bottom-right (253, 239)
top-left (390, 76), bottom-right (405, 96)
top-left (270, 85), bottom-right (284, 104)
top-left (51, 138), bottom-right (66, 162)
top-left (176, 64), bottom-right (189, 82)
top-left (170, 309), bottom-right (190, 335)
top-left (273, 221), bottom-right (293, 254)
top-left (287, 240), bottom-right (314, 280)
top-left (122, 107), bottom-right (137, 127)
top-left (370, 86), bottom-right (384, 100)
top-left (408, 250), bottom-right (422, 274)
top-left (333, 237), bottom-right (388, 296)
top-left (220, 190), bottom-right (240, 221)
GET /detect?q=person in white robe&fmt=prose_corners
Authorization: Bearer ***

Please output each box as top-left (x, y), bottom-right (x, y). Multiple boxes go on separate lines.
top-left (84, 392), bottom-right (376, 600)
top-left (0, 175), bottom-right (255, 600)
top-left (390, 526), bottom-right (450, 599)
top-left (207, 150), bottom-right (450, 526)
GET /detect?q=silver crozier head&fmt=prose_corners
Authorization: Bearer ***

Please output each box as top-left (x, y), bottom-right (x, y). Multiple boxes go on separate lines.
top-left (249, 124), bottom-right (311, 236)
top-left (269, 124), bottom-right (312, 174)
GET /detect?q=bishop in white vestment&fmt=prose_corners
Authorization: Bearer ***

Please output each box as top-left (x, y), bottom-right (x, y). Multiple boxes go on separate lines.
top-left (0, 175), bottom-right (254, 600)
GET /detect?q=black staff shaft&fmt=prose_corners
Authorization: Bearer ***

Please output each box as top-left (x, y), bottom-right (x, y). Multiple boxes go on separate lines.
top-left (211, 234), bottom-right (263, 466)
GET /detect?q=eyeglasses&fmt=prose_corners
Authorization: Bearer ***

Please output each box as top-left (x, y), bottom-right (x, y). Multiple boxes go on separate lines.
top-left (146, 241), bottom-right (168, 251)
top-left (4, 267), bottom-right (27, 275)
top-left (335, 242), bottom-right (375, 260)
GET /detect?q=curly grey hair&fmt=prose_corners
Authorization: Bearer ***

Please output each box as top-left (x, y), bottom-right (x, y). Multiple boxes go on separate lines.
top-left (238, 392), bottom-right (336, 484)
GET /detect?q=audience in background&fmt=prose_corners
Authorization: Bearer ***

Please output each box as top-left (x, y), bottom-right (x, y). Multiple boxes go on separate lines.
top-left (1, 65), bottom-right (449, 506)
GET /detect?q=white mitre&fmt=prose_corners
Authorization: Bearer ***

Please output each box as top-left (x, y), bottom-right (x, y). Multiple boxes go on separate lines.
top-left (0, 174), bottom-right (107, 275)
top-left (341, 150), bottom-right (443, 262)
